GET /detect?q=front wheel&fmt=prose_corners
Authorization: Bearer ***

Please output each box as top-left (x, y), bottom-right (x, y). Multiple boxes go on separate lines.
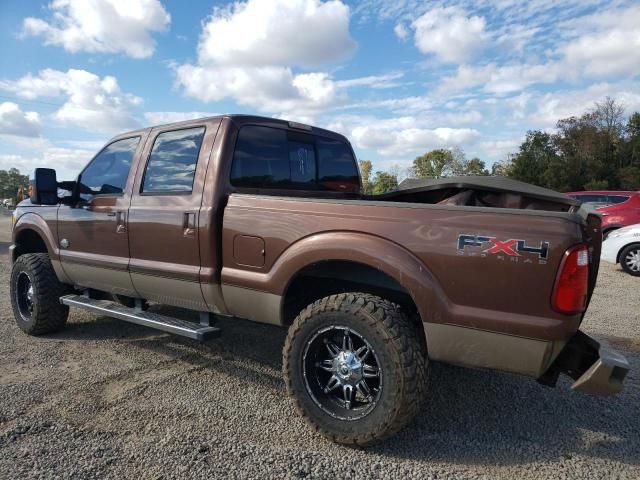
top-left (283, 293), bottom-right (429, 446)
top-left (10, 253), bottom-right (69, 335)
top-left (620, 244), bottom-right (640, 276)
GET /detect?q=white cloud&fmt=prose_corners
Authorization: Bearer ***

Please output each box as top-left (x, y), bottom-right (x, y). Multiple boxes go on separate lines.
top-left (439, 62), bottom-right (563, 95)
top-left (0, 147), bottom-right (93, 180)
top-left (22, 0), bottom-right (170, 59)
top-left (0, 103), bottom-right (41, 137)
top-left (197, 0), bottom-right (355, 68)
top-left (144, 111), bottom-right (219, 125)
top-left (558, 5), bottom-right (640, 77)
top-left (411, 7), bottom-right (488, 63)
top-left (394, 23), bottom-right (408, 40)
top-left (479, 138), bottom-right (523, 161)
top-left (0, 69), bottom-right (141, 133)
top-left (335, 72), bottom-right (405, 89)
top-left (529, 82), bottom-right (640, 127)
top-left (175, 0), bottom-right (356, 116)
top-left (351, 123), bottom-right (480, 157)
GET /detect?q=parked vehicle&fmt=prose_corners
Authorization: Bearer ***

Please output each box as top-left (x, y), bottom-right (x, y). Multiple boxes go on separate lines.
top-left (10, 115), bottom-right (629, 445)
top-left (601, 224), bottom-right (640, 276)
top-left (566, 191), bottom-right (640, 237)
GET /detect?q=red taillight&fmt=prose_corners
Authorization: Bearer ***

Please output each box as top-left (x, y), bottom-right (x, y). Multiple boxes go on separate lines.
top-left (552, 245), bottom-right (589, 314)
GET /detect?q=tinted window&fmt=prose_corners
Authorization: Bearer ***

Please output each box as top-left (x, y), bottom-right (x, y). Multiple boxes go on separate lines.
top-left (574, 194), bottom-right (609, 204)
top-left (79, 137), bottom-right (139, 199)
top-left (317, 138), bottom-right (359, 192)
top-left (142, 127), bottom-right (205, 193)
top-left (231, 125), bottom-right (359, 192)
top-left (288, 140), bottom-right (316, 185)
top-left (608, 195), bottom-right (630, 204)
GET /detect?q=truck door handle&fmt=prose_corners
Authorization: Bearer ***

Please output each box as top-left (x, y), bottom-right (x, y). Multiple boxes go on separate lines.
top-left (107, 212), bottom-right (116, 217)
top-left (183, 212), bottom-right (196, 237)
top-left (115, 211), bottom-right (127, 234)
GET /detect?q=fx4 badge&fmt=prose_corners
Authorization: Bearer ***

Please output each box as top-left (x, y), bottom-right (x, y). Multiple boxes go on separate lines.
top-left (457, 234), bottom-right (549, 264)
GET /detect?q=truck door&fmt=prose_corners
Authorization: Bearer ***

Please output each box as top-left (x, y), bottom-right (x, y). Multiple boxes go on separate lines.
top-left (127, 120), bottom-right (220, 311)
top-left (57, 135), bottom-right (146, 296)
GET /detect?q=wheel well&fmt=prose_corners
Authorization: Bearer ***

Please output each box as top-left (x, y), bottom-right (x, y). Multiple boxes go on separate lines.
top-left (283, 260), bottom-right (422, 328)
top-left (13, 229), bottom-right (48, 261)
top-left (618, 242), bottom-right (640, 263)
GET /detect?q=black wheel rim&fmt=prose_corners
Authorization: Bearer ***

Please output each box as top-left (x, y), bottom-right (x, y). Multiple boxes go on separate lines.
top-left (302, 325), bottom-right (382, 421)
top-left (16, 272), bottom-right (35, 321)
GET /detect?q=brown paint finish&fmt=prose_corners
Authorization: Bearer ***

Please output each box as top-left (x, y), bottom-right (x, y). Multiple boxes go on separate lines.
top-left (11, 114), bottom-right (599, 346)
top-left (220, 193), bottom-right (588, 341)
top-left (233, 235), bottom-right (265, 267)
top-left (55, 130), bottom-right (150, 294)
top-left (127, 119), bottom-right (221, 286)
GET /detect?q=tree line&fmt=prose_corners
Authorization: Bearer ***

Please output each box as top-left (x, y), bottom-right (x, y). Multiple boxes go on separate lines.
top-left (361, 97), bottom-right (640, 194)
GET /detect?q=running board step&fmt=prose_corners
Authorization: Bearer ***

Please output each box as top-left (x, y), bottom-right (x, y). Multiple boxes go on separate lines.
top-left (60, 294), bottom-right (220, 341)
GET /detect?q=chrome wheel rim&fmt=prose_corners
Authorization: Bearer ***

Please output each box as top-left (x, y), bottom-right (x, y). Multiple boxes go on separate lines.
top-left (624, 248), bottom-right (640, 272)
top-left (302, 325), bottom-right (382, 421)
top-left (16, 272), bottom-right (34, 321)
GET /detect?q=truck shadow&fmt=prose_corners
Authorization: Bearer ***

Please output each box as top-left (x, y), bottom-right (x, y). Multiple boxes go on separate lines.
top-left (54, 309), bottom-right (639, 468)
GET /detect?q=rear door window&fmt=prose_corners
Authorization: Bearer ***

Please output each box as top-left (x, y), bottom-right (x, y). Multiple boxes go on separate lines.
top-left (230, 125), bottom-right (359, 192)
top-left (142, 127), bottom-right (205, 194)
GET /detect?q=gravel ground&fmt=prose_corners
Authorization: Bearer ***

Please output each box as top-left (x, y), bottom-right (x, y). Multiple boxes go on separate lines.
top-left (0, 213), bottom-right (638, 479)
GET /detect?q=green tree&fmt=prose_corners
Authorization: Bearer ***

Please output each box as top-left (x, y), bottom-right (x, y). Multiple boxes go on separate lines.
top-left (510, 131), bottom-right (567, 188)
top-left (371, 171), bottom-right (398, 194)
top-left (411, 149), bottom-right (453, 179)
top-left (617, 166), bottom-right (640, 190)
top-left (0, 168), bottom-right (29, 200)
top-left (464, 157), bottom-right (490, 176)
top-left (358, 160), bottom-right (373, 194)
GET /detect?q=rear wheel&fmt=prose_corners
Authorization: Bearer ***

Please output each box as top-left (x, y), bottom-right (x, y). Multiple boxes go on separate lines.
top-left (10, 253), bottom-right (69, 335)
top-left (620, 244), bottom-right (640, 276)
top-left (283, 292), bottom-right (428, 446)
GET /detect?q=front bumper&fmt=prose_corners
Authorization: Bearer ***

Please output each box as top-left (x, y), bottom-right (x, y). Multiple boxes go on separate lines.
top-left (541, 331), bottom-right (629, 396)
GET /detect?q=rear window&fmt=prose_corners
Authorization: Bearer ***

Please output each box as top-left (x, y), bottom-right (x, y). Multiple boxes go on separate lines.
top-left (231, 125), bottom-right (359, 192)
top-left (608, 195), bottom-right (630, 204)
top-left (573, 194), bottom-right (609, 203)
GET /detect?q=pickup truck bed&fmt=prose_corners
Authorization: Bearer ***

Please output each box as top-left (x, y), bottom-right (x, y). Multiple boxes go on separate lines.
top-left (10, 114), bottom-right (629, 446)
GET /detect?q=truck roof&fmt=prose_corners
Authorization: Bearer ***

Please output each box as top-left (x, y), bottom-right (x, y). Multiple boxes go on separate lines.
top-left (119, 114), bottom-right (351, 144)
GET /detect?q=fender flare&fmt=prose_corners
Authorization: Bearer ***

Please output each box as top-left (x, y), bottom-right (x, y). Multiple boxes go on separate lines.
top-left (13, 213), bottom-right (60, 261)
top-left (222, 231), bottom-right (450, 324)
top-left (13, 213), bottom-right (72, 284)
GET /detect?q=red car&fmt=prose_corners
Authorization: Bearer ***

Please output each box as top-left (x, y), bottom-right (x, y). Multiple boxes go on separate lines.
top-left (566, 190), bottom-right (640, 236)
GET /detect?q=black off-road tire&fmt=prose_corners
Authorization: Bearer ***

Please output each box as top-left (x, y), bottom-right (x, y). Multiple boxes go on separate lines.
top-left (283, 292), bottom-right (429, 446)
top-left (10, 253), bottom-right (70, 335)
top-left (619, 243), bottom-right (640, 276)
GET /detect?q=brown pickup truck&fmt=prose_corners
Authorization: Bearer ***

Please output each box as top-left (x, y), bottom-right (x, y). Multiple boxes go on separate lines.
top-left (10, 115), bottom-right (629, 445)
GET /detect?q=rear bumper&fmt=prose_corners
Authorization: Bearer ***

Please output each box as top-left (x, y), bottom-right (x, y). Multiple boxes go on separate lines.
top-left (541, 330), bottom-right (629, 396)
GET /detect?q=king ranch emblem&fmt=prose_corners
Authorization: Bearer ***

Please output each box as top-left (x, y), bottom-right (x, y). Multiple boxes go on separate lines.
top-left (457, 234), bottom-right (550, 265)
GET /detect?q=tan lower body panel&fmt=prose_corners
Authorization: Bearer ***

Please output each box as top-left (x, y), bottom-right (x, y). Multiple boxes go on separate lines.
top-left (61, 262), bottom-right (137, 297)
top-left (221, 284), bottom-right (282, 326)
top-left (130, 273), bottom-right (209, 311)
top-left (51, 259), bottom-right (73, 285)
top-left (200, 282), bottom-right (228, 315)
top-left (424, 322), bottom-right (566, 378)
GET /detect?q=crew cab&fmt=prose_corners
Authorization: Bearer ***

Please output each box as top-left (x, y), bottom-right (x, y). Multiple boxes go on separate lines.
top-left (10, 115), bottom-right (630, 445)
